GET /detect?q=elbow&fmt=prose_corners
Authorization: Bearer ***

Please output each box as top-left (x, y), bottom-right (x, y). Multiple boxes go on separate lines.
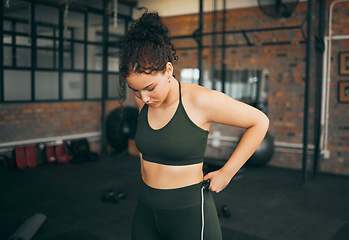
top-left (247, 112), bottom-right (269, 134)
top-left (262, 113), bottom-right (270, 133)
top-left (256, 111), bottom-right (269, 133)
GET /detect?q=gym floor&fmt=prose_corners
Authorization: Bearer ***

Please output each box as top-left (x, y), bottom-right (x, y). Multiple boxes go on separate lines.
top-left (1, 153), bottom-right (349, 240)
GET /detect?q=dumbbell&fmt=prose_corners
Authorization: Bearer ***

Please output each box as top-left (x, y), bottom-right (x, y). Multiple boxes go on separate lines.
top-left (217, 204), bottom-right (231, 219)
top-left (101, 190), bottom-right (126, 203)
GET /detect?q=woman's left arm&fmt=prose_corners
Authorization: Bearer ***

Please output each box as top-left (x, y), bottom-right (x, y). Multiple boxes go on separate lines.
top-left (198, 88), bottom-right (270, 193)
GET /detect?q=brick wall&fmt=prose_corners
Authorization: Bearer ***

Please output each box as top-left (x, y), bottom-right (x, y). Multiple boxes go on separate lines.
top-left (0, 102), bottom-right (101, 141)
top-left (0, 91), bottom-right (136, 153)
top-left (163, 0), bottom-right (349, 175)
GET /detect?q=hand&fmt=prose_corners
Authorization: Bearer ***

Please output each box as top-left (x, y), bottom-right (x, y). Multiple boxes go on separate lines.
top-left (203, 169), bottom-right (233, 193)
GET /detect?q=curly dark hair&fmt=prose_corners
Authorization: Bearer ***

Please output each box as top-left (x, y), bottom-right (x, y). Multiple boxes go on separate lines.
top-left (118, 11), bottom-right (178, 99)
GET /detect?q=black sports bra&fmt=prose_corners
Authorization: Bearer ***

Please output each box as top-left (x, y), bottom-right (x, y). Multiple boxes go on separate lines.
top-left (135, 82), bottom-right (209, 166)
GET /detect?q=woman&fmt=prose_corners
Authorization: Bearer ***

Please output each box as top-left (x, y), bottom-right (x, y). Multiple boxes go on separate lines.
top-left (119, 12), bottom-right (269, 240)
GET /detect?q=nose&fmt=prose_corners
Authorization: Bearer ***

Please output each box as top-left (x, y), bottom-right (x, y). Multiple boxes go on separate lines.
top-left (139, 91), bottom-right (150, 103)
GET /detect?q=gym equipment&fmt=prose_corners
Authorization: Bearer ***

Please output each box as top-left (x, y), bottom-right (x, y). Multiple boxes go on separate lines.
top-left (258, 0), bottom-right (300, 19)
top-left (15, 147), bottom-right (27, 169)
top-left (217, 205), bottom-right (231, 219)
top-left (0, 154), bottom-right (10, 172)
top-left (55, 144), bottom-right (72, 164)
top-left (8, 213), bottom-right (46, 240)
top-left (245, 132), bottom-right (275, 167)
top-left (220, 205), bottom-right (231, 219)
top-left (25, 146), bottom-right (37, 168)
top-left (106, 107), bottom-right (138, 153)
top-left (101, 189), bottom-right (127, 203)
top-left (45, 145), bottom-right (56, 164)
top-left (35, 143), bottom-right (46, 165)
top-left (68, 138), bottom-right (99, 163)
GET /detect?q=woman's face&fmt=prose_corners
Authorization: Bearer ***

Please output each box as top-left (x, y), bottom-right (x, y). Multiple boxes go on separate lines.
top-left (126, 64), bottom-right (172, 108)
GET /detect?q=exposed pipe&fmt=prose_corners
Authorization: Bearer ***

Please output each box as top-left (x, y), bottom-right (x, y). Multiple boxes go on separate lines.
top-left (221, 0), bottom-right (226, 93)
top-left (0, 0), bottom-right (3, 102)
top-left (0, 132), bottom-right (101, 152)
top-left (113, 0), bottom-right (118, 28)
top-left (330, 34), bottom-right (349, 40)
top-left (211, 0), bottom-right (217, 90)
top-left (207, 133), bottom-right (314, 150)
top-left (64, 1), bottom-right (69, 40)
top-left (30, 2), bottom-right (35, 101)
top-left (101, 0), bottom-right (109, 154)
top-left (312, 0), bottom-right (326, 177)
top-left (321, 0), bottom-right (349, 160)
top-left (302, 0), bottom-right (313, 184)
top-left (58, 9), bottom-right (64, 100)
top-left (320, 39), bottom-right (328, 155)
top-left (198, 0), bottom-right (203, 86)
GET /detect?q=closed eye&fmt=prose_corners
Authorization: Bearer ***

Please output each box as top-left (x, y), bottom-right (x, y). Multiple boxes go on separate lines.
top-left (148, 86), bottom-right (155, 91)
top-left (127, 86), bottom-right (138, 92)
top-left (127, 83), bottom-right (155, 92)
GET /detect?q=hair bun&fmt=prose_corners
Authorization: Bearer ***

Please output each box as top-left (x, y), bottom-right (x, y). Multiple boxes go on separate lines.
top-left (139, 12), bottom-right (166, 33)
top-left (127, 12), bottom-right (168, 44)
top-left (119, 10), bottom-right (178, 86)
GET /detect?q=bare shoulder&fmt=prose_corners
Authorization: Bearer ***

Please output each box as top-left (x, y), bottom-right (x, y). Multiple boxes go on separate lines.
top-left (181, 82), bottom-right (220, 108)
top-left (179, 82), bottom-right (213, 130)
top-left (181, 82), bottom-right (269, 128)
top-left (181, 82), bottom-right (211, 102)
top-left (180, 82), bottom-right (218, 119)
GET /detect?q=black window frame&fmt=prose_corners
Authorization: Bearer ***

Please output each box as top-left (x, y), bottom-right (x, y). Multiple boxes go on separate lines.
top-left (0, 0), bottom-right (134, 103)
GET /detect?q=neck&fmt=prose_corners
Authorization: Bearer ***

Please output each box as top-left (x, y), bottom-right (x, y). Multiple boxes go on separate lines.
top-left (162, 77), bottom-right (179, 108)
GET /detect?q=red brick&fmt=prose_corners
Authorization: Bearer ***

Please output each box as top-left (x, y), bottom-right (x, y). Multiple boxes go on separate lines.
top-left (22, 109), bottom-right (33, 114)
top-left (4, 115), bottom-right (16, 120)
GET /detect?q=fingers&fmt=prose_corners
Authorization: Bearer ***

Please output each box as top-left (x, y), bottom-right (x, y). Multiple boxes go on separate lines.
top-left (203, 173), bottom-right (212, 181)
top-left (203, 174), bottom-right (220, 193)
top-left (203, 170), bottom-right (230, 193)
top-left (210, 184), bottom-right (222, 193)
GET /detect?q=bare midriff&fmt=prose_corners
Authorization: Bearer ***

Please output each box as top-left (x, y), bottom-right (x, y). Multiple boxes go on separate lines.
top-left (141, 157), bottom-right (204, 189)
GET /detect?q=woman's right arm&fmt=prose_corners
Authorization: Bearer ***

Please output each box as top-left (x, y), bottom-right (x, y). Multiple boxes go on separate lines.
top-left (134, 95), bottom-right (145, 174)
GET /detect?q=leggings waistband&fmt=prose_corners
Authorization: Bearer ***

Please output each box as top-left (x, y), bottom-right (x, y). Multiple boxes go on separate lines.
top-left (138, 179), bottom-right (212, 210)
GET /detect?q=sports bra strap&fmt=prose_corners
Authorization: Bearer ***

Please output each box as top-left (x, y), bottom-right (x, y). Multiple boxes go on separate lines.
top-left (178, 81), bottom-right (182, 103)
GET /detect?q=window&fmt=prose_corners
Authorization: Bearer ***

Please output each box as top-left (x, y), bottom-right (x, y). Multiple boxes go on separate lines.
top-left (1, 1), bottom-right (133, 102)
top-left (87, 73), bottom-right (102, 99)
top-left (35, 71), bottom-right (59, 100)
top-left (180, 68), bottom-right (269, 114)
top-left (36, 5), bottom-right (58, 70)
top-left (4, 70), bottom-right (31, 101)
top-left (63, 72), bottom-right (84, 100)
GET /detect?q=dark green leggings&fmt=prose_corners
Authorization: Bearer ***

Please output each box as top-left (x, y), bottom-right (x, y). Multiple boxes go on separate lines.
top-left (131, 180), bottom-right (222, 240)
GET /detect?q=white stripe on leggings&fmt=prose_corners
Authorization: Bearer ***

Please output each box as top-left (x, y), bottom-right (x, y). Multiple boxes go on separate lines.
top-left (201, 186), bottom-right (205, 240)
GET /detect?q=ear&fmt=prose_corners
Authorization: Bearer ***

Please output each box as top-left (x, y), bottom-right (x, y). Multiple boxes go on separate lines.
top-left (165, 62), bottom-right (173, 77)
